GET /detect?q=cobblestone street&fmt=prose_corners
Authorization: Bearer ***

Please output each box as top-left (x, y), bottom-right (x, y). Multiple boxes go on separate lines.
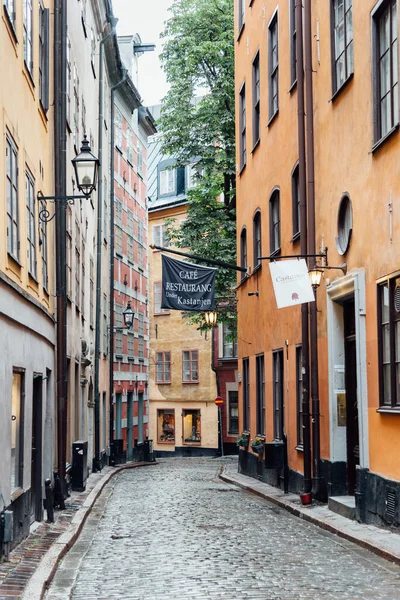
top-left (46, 458), bottom-right (400, 600)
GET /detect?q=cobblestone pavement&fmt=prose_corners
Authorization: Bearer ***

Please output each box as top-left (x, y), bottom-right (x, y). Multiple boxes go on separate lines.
top-left (46, 458), bottom-right (400, 600)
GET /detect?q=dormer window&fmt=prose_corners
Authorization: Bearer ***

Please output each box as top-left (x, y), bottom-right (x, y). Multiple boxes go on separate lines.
top-left (160, 168), bottom-right (175, 195)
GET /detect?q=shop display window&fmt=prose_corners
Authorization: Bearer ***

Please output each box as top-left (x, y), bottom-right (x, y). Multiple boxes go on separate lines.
top-left (158, 409), bottom-right (175, 443)
top-left (182, 409), bottom-right (201, 444)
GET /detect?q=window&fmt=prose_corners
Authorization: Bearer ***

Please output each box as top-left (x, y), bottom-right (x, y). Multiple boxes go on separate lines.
top-left (238, 0), bottom-right (245, 33)
top-left (39, 5), bottom-right (49, 112)
top-left (66, 232), bottom-right (72, 298)
top-left (239, 83), bottom-right (246, 170)
top-left (268, 13), bottom-right (279, 120)
top-left (73, 63), bottom-right (80, 150)
top-left (186, 163), bottom-right (200, 190)
top-left (373, 0), bottom-right (398, 142)
top-left (81, 241), bottom-right (85, 313)
top-left (222, 324), bottom-right (238, 358)
top-left (242, 358), bottom-right (250, 430)
top-left (290, 0), bottom-right (297, 86)
top-left (273, 350), bottom-right (284, 440)
top-left (182, 350), bottom-right (199, 382)
top-left (159, 168), bottom-right (175, 195)
top-left (103, 294), bottom-right (107, 354)
top-left (292, 164), bottom-right (300, 238)
top-left (115, 109), bottom-right (123, 148)
top-left (256, 354), bottom-right (265, 435)
top-left (269, 189), bottom-right (281, 255)
top-left (75, 248), bottom-right (80, 310)
top-left (378, 275), bottom-right (400, 408)
top-left (66, 36), bottom-right (71, 126)
top-left (26, 168), bottom-right (36, 278)
top-left (127, 235), bottom-right (134, 262)
top-left (138, 312), bottom-right (144, 336)
top-left (138, 244), bottom-right (144, 269)
top-left (4, 0), bottom-right (16, 29)
top-left (11, 370), bottom-right (24, 494)
top-left (156, 352), bottom-right (171, 383)
top-left (127, 333), bottom-right (134, 358)
top-left (154, 282), bottom-right (169, 314)
top-left (115, 199), bottom-right (122, 225)
top-left (157, 409), bottom-right (175, 443)
top-left (182, 409), bottom-right (201, 443)
top-left (103, 178), bottom-right (108, 243)
top-left (153, 223), bottom-right (169, 248)
top-left (89, 257), bottom-right (94, 327)
top-left (332, 0), bottom-right (353, 93)
top-left (296, 346), bottom-right (303, 447)
top-left (115, 226), bottom-right (122, 255)
top-left (336, 194), bottom-right (353, 255)
top-left (40, 217), bottom-right (48, 291)
top-left (240, 227), bottom-right (247, 273)
top-left (253, 210), bottom-right (261, 269)
top-left (115, 393), bottom-right (122, 439)
top-left (138, 336), bottom-right (144, 360)
top-left (90, 28), bottom-right (96, 75)
top-left (228, 391), bottom-right (239, 434)
top-left (252, 52), bottom-right (260, 146)
top-left (137, 144), bottom-right (143, 176)
top-left (24, 0), bottom-right (33, 74)
top-left (6, 133), bottom-right (19, 261)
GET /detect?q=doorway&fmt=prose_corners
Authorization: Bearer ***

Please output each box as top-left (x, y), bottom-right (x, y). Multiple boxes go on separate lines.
top-left (31, 375), bottom-right (43, 522)
top-left (343, 298), bottom-right (359, 494)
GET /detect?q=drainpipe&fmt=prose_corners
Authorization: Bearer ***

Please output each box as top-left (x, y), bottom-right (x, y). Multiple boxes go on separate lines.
top-left (304, 0), bottom-right (323, 499)
top-left (54, 0), bottom-right (67, 507)
top-left (296, 0), bottom-right (311, 497)
top-left (93, 23), bottom-right (118, 473)
top-left (109, 70), bottom-right (128, 452)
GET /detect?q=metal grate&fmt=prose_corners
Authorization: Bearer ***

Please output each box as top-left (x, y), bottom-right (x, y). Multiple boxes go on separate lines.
top-left (386, 488), bottom-right (396, 519)
top-left (394, 286), bottom-right (400, 313)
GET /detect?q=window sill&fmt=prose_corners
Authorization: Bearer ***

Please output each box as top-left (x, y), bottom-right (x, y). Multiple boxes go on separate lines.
top-left (372, 123), bottom-right (399, 154)
top-left (295, 444), bottom-right (304, 452)
top-left (269, 248), bottom-right (281, 258)
top-left (251, 263), bottom-right (262, 275)
top-left (183, 441), bottom-right (201, 446)
top-left (376, 407), bottom-right (400, 414)
top-left (156, 381), bottom-right (171, 385)
top-left (157, 440), bottom-right (175, 444)
top-left (154, 312), bottom-right (170, 316)
top-left (267, 110), bottom-right (279, 128)
top-left (251, 138), bottom-right (260, 154)
top-left (182, 381), bottom-right (199, 385)
top-left (115, 353), bottom-right (123, 360)
top-left (289, 79), bottom-right (297, 94)
top-left (237, 23), bottom-right (245, 42)
top-left (127, 356), bottom-right (135, 361)
top-left (330, 72), bottom-right (354, 103)
top-left (7, 253), bottom-right (22, 269)
top-left (11, 487), bottom-right (24, 503)
top-left (239, 162), bottom-right (246, 176)
top-left (291, 232), bottom-right (300, 243)
top-left (3, 8), bottom-right (18, 48)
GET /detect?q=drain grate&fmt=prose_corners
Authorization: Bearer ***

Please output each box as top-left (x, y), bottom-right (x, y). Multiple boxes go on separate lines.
top-left (386, 488), bottom-right (396, 520)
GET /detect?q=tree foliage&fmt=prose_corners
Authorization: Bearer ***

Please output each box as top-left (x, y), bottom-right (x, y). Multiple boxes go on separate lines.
top-left (159, 0), bottom-right (237, 327)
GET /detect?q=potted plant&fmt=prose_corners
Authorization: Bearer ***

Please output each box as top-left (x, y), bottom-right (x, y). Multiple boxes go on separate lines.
top-left (251, 436), bottom-right (265, 454)
top-left (236, 432), bottom-right (250, 448)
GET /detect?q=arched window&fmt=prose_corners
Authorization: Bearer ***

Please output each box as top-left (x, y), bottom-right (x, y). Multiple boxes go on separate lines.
top-left (253, 211), bottom-right (262, 269)
top-left (240, 227), bottom-right (247, 278)
top-left (269, 189), bottom-right (280, 255)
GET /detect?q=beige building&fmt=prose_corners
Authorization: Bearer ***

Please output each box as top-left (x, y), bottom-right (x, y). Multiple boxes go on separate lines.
top-left (147, 129), bottom-right (218, 456)
top-left (0, 0), bottom-right (55, 544)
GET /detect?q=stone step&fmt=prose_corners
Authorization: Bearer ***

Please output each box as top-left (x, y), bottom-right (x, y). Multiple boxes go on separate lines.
top-left (328, 495), bottom-right (356, 521)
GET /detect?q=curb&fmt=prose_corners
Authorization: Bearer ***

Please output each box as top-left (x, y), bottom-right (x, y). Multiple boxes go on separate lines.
top-left (219, 470), bottom-right (400, 567)
top-left (22, 462), bottom-right (157, 600)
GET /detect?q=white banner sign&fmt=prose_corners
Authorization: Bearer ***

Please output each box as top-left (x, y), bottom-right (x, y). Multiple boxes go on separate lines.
top-left (269, 259), bottom-right (315, 308)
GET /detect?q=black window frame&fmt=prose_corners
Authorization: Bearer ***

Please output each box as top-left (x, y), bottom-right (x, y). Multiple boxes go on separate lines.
top-left (240, 226), bottom-right (247, 277)
top-left (269, 188), bottom-right (281, 256)
top-left (256, 354), bottom-right (265, 436)
top-left (290, 0), bottom-right (297, 87)
top-left (292, 163), bottom-right (300, 240)
top-left (268, 11), bottom-right (279, 121)
top-left (239, 82), bottom-right (246, 171)
top-left (296, 345), bottom-right (303, 447)
top-left (252, 51), bottom-right (260, 147)
top-left (330, 0), bottom-right (354, 95)
top-left (228, 390), bottom-right (239, 434)
top-left (372, 0), bottom-right (399, 144)
top-left (253, 210), bottom-right (262, 270)
top-left (377, 274), bottom-right (400, 410)
top-left (39, 5), bottom-right (49, 112)
top-left (238, 0), bottom-right (245, 36)
top-left (273, 349), bottom-right (284, 441)
top-left (242, 357), bottom-right (250, 431)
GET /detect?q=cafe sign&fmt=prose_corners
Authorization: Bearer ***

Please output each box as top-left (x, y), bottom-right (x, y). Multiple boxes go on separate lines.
top-left (269, 259), bottom-right (315, 308)
top-left (161, 254), bottom-right (216, 312)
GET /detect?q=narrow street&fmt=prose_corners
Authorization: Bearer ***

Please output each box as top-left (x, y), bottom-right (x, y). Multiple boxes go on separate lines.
top-left (45, 458), bottom-right (400, 600)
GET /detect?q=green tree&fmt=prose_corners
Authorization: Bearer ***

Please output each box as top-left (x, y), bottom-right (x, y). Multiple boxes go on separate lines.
top-left (159, 0), bottom-right (237, 327)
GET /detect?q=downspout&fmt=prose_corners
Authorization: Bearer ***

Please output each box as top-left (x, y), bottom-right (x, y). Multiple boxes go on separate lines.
top-left (54, 0), bottom-right (67, 507)
top-left (304, 0), bottom-right (323, 499)
top-left (109, 70), bottom-right (128, 451)
top-left (93, 24), bottom-right (118, 473)
top-left (296, 0), bottom-right (312, 497)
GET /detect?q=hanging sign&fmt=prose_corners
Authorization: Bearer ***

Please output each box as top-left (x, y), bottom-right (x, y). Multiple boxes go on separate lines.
top-left (161, 254), bottom-right (216, 312)
top-left (269, 259), bottom-right (315, 308)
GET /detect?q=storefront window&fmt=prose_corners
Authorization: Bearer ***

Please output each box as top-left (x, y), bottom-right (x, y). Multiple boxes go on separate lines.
top-left (158, 409), bottom-right (175, 443)
top-left (11, 371), bottom-right (24, 494)
top-left (182, 409), bottom-right (201, 444)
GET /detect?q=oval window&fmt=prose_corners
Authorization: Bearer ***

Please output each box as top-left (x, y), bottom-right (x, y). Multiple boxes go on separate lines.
top-left (336, 195), bottom-right (352, 256)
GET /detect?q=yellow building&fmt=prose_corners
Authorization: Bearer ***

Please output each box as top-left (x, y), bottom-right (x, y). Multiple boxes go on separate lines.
top-left (0, 0), bottom-right (55, 544)
top-left (147, 132), bottom-right (218, 455)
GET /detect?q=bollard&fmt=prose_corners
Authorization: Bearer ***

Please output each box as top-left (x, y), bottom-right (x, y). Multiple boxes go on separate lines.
top-left (44, 479), bottom-right (54, 523)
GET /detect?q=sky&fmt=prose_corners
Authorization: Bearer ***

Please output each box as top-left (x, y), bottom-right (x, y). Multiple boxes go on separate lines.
top-left (111, 0), bottom-right (174, 106)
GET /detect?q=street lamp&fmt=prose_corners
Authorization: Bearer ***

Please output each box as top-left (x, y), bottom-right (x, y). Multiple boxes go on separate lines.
top-left (122, 301), bottom-right (135, 329)
top-left (38, 137), bottom-right (99, 223)
top-left (204, 310), bottom-right (218, 328)
top-left (309, 267), bottom-right (323, 289)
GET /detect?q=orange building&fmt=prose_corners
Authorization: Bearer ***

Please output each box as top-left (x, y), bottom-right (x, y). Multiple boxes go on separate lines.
top-left (236, 0), bottom-right (400, 526)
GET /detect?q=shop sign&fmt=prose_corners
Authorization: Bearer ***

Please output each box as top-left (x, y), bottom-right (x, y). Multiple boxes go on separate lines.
top-left (161, 254), bottom-right (216, 312)
top-left (269, 259), bottom-right (315, 308)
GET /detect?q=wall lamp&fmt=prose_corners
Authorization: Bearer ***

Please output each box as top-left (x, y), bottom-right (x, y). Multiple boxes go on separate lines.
top-left (38, 136), bottom-right (99, 223)
top-left (204, 310), bottom-right (218, 328)
top-left (309, 263), bottom-right (347, 290)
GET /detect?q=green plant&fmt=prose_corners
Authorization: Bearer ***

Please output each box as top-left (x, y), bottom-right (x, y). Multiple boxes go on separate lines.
top-left (236, 433), bottom-right (249, 447)
top-left (251, 436), bottom-right (264, 448)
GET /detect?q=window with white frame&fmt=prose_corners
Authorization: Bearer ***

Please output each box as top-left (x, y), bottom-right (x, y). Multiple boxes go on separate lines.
top-left (26, 168), bottom-right (36, 278)
top-left (6, 133), bottom-right (19, 261)
top-left (154, 282), bottom-right (169, 314)
top-left (4, 0), bottom-right (16, 28)
top-left (268, 12), bottom-right (279, 120)
top-left (159, 168), bottom-right (175, 195)
top-left (332, 0), bottom-right (354, 93)
top-left (152, 223), bottom-right (169, 248)
top-left (39, 4), bottom-right (49, 112)
top-left (156, 351), bottom-right (171, 383)
top-left (182, 350), bottom-right (199, 383)
top-left (24, 0), bottom-right (33, 74)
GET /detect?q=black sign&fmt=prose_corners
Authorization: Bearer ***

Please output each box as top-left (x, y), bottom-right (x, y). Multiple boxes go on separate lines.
top-left (161, 254), bottom-right (216, 312)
